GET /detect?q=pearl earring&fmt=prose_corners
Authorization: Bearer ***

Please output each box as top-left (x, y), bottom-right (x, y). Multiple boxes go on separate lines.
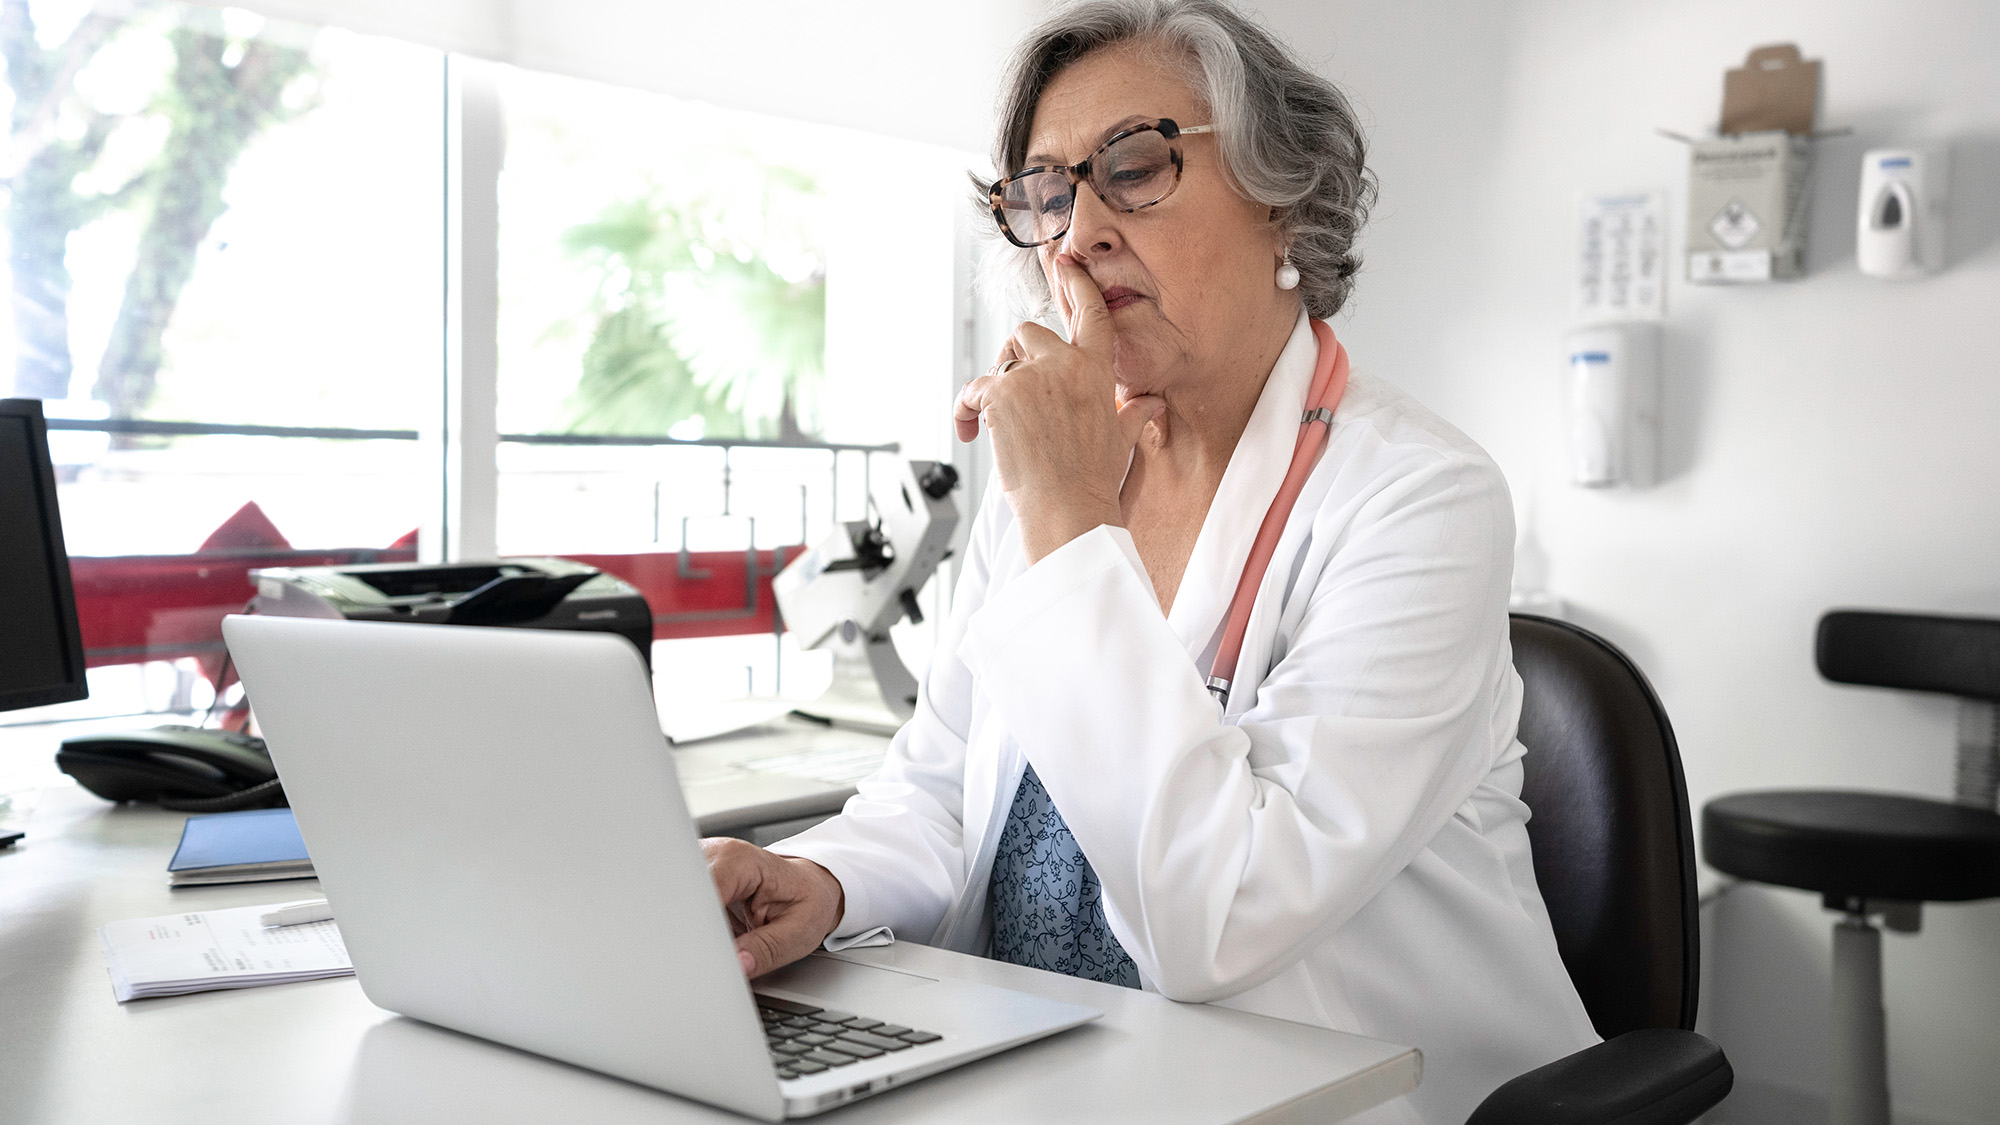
top-left (1275, 255), bottom-right (1300, 290)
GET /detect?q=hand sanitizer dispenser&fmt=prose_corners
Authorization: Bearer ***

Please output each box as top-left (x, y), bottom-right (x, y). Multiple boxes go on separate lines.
top-left (1565, 323), bottom-right (1659, 489)
top-left (1858, 147), bottom-right (1949, 278)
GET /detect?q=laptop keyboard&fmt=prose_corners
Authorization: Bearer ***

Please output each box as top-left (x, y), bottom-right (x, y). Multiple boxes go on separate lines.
top-left (755, 994), bottom-right (943, 1080)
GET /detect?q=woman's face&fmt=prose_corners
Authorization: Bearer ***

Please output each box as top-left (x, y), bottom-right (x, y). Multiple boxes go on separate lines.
top-left (1026, 40), bottom-right (1293, 399)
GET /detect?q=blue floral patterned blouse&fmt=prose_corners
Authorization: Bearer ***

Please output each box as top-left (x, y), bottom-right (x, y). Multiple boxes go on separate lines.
top-left (987, 763), bottom-right (1141, 989)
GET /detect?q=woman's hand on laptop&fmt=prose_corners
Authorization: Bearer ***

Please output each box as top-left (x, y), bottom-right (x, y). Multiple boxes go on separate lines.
top-left (702, 838), bottom-right (846, 978)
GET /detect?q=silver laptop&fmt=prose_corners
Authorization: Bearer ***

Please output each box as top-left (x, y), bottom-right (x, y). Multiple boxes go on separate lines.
top-left (222, 614), bottom-right (1098, 1121)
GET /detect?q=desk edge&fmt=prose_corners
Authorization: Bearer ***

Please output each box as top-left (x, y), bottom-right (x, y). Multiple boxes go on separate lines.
top-left (1234, 1045), bottom-right (1422, 1124)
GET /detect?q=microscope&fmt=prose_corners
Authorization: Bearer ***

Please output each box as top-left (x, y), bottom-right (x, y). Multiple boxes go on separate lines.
top-left (774, 459), bottom-right (961, 735)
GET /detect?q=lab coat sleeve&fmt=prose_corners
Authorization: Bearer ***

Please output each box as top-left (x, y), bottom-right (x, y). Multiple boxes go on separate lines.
top-left (956, 448), bottom-right (1514, 1002)
top-left (763, 487), bottom-right (1005, 946)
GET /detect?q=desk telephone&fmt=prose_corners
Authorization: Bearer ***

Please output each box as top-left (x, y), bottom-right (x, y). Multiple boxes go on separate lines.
top-left (57, 726), bottom-right (287, 812)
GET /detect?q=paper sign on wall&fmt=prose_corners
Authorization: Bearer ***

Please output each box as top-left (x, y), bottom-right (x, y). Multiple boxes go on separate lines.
top-left (1575, 191), bottom-right (1665, 321)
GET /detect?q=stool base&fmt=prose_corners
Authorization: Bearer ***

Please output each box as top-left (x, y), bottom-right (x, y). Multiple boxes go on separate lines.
top-left (1829, 913), bottom-right (1890, 1125)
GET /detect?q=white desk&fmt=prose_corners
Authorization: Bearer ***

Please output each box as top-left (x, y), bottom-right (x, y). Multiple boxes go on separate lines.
top-left (674, 716), bottom-right (889, 842)
top-left (0, 774), bottom-right (1420, 1123)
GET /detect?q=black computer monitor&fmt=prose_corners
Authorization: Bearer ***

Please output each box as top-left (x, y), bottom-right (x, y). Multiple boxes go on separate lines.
top-left (0, 398), bottom-right (88, 712)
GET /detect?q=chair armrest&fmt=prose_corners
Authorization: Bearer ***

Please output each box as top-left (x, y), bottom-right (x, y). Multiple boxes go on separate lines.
top-left (1466, 1028), bottom-right (1733, 1125)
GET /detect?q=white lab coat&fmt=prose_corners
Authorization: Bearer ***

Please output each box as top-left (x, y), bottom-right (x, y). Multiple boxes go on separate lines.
top-left (770, 312), bottom-right (1600, 1123)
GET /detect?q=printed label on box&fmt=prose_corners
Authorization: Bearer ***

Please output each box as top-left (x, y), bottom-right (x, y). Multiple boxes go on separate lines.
top-left (1687, 249), bottom-right (1772, 283)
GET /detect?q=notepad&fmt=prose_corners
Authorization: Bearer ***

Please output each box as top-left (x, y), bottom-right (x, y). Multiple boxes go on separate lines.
top-left (98, 903), bottom-right (353, 1002)
top-left (167, 807), bottom-right (315, 886)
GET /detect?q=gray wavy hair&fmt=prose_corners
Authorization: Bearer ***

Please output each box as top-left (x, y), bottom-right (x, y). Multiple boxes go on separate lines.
top-left (982, 0), bottom-right (1374, 322)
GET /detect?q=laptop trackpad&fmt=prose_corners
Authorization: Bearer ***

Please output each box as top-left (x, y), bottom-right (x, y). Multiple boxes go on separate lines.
top-left (761, 953), bottom-right (937, 1009)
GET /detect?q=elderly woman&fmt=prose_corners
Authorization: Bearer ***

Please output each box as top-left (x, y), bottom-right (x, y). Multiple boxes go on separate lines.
top-left (704, 1), bottom-right (1599, 1119)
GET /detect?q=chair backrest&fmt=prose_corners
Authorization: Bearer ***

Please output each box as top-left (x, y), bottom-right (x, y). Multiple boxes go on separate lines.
top-left (1509, 613), bottom-right (1700, 1037)
top-left (1817, 609), bottom-right (2000, 701)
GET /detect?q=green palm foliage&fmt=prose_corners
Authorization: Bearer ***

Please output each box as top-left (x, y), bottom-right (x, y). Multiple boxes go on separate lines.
top-left (559, 166), bottom-right (825, 441)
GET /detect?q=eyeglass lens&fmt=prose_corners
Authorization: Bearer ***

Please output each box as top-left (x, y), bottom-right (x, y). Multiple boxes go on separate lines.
top-left (998, 129), bottom-right (1181, 247)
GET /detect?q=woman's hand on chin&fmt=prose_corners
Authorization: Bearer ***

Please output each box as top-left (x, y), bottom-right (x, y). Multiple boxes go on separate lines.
top-left (955, 254), bottom-right (1165, 563)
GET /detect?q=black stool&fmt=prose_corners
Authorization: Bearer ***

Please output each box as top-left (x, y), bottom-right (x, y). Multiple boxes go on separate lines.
top-left (1702, 610), bottom-right (2000, 1125)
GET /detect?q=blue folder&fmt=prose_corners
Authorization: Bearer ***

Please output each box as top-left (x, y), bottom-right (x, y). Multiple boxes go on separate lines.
top-left (168, 808), bottom-right (313, 882)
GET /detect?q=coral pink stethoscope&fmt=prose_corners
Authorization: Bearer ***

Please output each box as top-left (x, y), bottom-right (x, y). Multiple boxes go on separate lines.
top-left (1204, 319), bottom-right (1350, 707)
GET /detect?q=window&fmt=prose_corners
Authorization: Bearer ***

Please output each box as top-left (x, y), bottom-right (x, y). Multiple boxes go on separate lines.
top-left (0, 7), bottom-right (979, 736)
top-left (8, 5), bottom-right (444, 555)
top-left (2, 4), bottom-right (442, 725)
top-left (489, 67), bottom-right (974, 702)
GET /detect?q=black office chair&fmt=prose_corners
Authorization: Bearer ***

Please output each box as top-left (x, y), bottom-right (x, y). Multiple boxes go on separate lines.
top-left (1468, 613), bottom-right (1734, 1125)
top-left (1702, 610), bottom-right (2000, 1125)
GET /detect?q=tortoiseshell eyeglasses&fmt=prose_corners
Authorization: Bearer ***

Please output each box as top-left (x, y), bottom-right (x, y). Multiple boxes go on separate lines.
top-left (987, 118), bottom-right (1215, 249)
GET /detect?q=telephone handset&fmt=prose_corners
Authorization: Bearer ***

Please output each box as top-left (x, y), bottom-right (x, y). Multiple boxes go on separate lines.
top-left (57, 725), bottom-right (287, 812)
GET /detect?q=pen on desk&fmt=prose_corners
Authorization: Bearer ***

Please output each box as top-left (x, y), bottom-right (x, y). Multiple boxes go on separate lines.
top-left (260, 899), bottom-right (333, 927)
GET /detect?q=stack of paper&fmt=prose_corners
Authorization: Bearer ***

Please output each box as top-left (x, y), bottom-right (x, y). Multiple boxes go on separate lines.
top-left (99, 903), bottom-right (353, 1002)
top-left (168, 808), bottom-right (315, 886)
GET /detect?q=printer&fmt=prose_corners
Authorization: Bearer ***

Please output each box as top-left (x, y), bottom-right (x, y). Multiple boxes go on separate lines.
top-left (248, 558), bottom-right (654, 669)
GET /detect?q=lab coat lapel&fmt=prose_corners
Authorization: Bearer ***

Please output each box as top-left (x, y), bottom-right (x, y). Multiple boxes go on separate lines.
top-left (936, 713), bottom-right (1018, 952)
top-left (1166, 311), bottom-right (1321, 664)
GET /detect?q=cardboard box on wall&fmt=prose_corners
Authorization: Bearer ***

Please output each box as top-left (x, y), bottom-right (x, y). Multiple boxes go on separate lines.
top-left (1686, 130), bottom-right (1811, 282)
top-left (1684, 44), bottom-right (1821, 284)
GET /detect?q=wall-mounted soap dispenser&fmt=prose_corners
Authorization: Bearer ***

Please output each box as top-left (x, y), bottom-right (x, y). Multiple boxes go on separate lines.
top-left (1564, 323), bottom-right (1659, 489)
top-left (1857, 146), bottom-right (1949, 278)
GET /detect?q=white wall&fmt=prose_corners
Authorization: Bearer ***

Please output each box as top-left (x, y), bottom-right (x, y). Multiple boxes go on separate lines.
top-left (1260, 1), bottom-right (2000, 1122)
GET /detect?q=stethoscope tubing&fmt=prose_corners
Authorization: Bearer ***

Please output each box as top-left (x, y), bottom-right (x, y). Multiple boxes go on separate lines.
top-left (1206, 320), bottom-right (1351, 707)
